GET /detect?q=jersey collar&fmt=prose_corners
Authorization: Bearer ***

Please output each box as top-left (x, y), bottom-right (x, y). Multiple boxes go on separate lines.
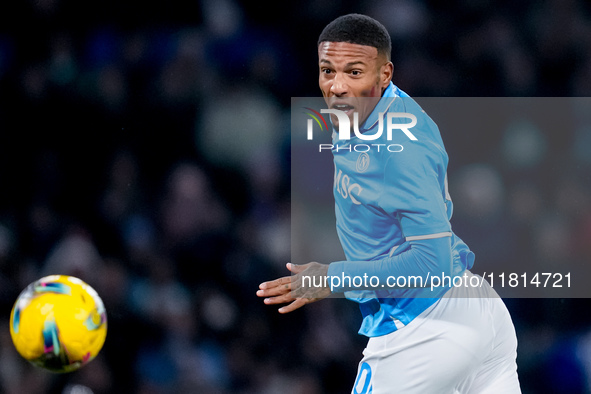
top-left (359, 82), bottom-right (399, 134)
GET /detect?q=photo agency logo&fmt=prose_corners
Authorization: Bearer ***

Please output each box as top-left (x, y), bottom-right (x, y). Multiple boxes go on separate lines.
top-left (304, 107), bottom-right (419, 153)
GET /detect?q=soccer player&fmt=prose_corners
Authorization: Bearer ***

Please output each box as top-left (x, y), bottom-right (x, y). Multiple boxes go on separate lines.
top-left (257, 14), bottom-right (520, 393)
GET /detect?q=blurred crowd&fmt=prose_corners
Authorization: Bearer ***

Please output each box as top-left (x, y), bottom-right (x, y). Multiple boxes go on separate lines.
top-left (0, 0), bottom-right (589, 393)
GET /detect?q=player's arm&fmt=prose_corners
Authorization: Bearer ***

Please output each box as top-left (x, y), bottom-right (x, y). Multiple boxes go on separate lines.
top-left (256, 236), bottom-right (451, 312)
top-left (328, 235), bottom-right (452, 292)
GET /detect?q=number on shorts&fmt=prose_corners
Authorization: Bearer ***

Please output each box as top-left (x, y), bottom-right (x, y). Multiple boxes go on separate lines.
top-left (353, 362), bottom-right (372, 394)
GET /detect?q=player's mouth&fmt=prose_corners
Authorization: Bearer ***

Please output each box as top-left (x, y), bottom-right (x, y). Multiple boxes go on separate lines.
top-left (331, 103), bottom-right (356, 117)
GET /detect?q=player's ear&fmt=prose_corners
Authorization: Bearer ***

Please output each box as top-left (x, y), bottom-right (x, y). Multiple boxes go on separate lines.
top-left (381, 61), bottom-right (393, 88)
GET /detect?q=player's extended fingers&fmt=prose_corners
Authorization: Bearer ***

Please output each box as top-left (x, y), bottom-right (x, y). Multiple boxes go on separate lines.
top-left (262, 291), bottom-right (295, 306)
top-left (258, 275), bottom-right (291, 290)
top-left (286, 262), bottom-right (303, 273)
top-left (257, 285), bottom-right (291, 298)
top-left (289, 274), bottom-right (306, 297)
top-left (278, 298), bottom-right (308, 314)
top-left (286, 262), bottom-right (317, 274)
top-left (256, 276), bottom-right (292, 297)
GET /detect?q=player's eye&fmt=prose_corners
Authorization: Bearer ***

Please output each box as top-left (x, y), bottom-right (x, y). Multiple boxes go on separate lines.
top-left (350, 70), bottom-right (362, 76)
top-left (321, 68), bottom-right (332, 75)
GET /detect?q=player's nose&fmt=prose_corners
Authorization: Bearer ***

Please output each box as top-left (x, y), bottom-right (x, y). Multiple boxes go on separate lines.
top-left (330, 73), bottom-right (348, 96)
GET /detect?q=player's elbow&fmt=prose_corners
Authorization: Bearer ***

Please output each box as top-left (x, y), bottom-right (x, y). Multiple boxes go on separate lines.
top-left (413, 236), bottom-right (453, 278)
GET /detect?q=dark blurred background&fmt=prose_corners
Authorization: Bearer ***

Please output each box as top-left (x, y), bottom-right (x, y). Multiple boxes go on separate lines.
top-left (0, 0), bottom-right (590, 393)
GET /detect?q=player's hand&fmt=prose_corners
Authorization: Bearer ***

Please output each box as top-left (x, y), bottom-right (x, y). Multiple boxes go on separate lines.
top-left (256, 262), bottom-right (331, 313)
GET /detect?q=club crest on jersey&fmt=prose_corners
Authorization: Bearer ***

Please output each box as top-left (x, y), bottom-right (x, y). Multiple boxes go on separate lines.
top-left (356, 152), bottom-right (370, 173)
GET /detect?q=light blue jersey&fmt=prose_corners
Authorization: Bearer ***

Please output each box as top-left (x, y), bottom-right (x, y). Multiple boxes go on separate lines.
top-left (327, 82), bottom-right (474, 337)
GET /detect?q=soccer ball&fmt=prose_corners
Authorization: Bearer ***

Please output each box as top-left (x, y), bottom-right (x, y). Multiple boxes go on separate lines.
top-left (9, 275), bottom-right (107, 373)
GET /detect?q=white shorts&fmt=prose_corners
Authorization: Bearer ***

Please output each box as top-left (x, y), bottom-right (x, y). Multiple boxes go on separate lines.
top-left (351, 272), bottom-right (520, 394)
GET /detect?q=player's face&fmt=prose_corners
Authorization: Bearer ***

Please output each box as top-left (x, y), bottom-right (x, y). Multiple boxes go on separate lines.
top-left (318, 41), bottom-right (392, 129)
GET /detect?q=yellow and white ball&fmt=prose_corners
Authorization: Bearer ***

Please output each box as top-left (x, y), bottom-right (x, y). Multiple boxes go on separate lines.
top-left (9, 275), bottom-right (107, 373)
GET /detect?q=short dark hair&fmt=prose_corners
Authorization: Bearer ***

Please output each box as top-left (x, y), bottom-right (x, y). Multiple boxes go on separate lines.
top-left (318, 14), bottom-right (391, 60)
